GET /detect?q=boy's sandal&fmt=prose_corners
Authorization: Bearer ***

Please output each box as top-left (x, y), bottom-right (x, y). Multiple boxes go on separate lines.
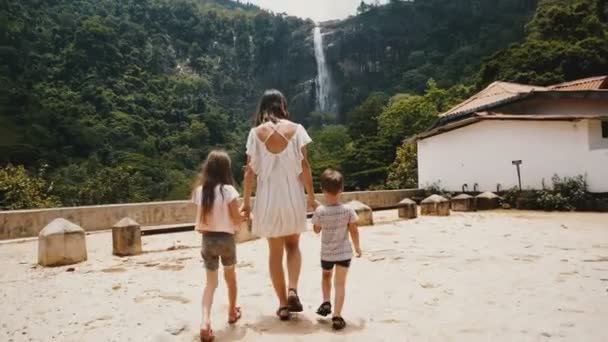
top-left (228, 307), bottom-right (242, 324)
top-left (332, 316), bottom-right (346, 331)
top-left (200, 328), bottom-right (215, 342)
top-left (276, 306), bottom-right (291, 321)
top-left (287, 288), bottom-right (303, 312)
top-left (316, 301), bottom-right (332, 317)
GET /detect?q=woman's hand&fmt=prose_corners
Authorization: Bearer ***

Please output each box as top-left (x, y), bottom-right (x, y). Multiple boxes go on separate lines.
top-left (240, 203), bottom-right (251, 217)
top-left (308, 196), bottom-right (319, 210)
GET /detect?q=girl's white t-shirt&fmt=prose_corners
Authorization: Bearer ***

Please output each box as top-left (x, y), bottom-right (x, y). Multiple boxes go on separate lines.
top-left (192, 184), bottom-right (240, 234)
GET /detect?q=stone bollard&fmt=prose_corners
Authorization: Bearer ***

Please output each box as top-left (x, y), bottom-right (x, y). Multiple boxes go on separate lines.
top-left (112, 217), bottom-right (142, 256)
top-left (420, 194), bottom-right (450, 216)
top-left (397, 198), bottom-right (418, 219)
top-left (451, 194), bottom-right (477, 212)
top-left (346, 200), bottom-right (373, 226)
top-left (38, 218), bottom-right (87, 267)
top-left (476, 192), bottom-right (500, 210)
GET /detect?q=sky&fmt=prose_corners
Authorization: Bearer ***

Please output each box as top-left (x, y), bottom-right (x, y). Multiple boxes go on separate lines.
top-left (243, 0), bottom-right (388, 22)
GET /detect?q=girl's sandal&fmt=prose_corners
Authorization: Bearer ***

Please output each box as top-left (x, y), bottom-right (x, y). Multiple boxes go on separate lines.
top-left (276, 306), bottom-right (291, 321)
top-left (228, 307), bottom-right (242, 324)
top-left (287, 288), bottom-right (303, 312)
top-left (316, 301), bottom-right (332, 317)
top-left (200, 328), bottom-right (215, 342)
top-left (332, 316), bottom-right (346, 331)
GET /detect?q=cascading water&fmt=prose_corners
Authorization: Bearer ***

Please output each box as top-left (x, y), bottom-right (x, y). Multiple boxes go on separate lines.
top-left (313, 26), bottom-right (335, 113)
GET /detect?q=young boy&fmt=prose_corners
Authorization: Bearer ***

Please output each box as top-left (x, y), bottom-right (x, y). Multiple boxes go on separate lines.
top-left (312, 169), bottom-right (362, 331)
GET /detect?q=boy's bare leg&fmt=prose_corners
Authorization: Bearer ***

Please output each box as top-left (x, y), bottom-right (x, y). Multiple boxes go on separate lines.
top-left (322, 269), bottom-right (333, 303)
top-left (267, 238), bottom-right (287, 306)
top-left (202, 270), bottom-right (219, 329)
top-left (333, 266), bottom-right (349, 317)
top-left (224, 266), bottom-right (237, 313)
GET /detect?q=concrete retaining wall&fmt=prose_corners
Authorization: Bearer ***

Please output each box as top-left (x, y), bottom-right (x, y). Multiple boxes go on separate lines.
top-left (0, 189), bottom-right (421, 240)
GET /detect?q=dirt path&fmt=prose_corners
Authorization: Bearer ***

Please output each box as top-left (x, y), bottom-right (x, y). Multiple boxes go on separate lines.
top-left (1, 210), bottom-right (607, 341)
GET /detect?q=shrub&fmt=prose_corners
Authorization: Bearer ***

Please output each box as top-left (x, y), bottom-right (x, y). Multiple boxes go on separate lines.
top-left (503, 174), bottom-right (596, 211)
top-left (550, 175), bottom-right (592, 209)
top-left (502, 187), bottom-right (520, 206)
top-left (0, 165), bottom-right (60, 210)
top-left (536, 191), bottom-right (572, 211)
top-left (422, 181), bottom-right (450, 198)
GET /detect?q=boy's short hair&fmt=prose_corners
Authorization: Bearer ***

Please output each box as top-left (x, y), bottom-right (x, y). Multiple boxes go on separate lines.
top-left (320, 169), bottom-right (344, 194)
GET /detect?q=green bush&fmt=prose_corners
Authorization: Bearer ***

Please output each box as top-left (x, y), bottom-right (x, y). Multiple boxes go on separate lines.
top-left (422, 182), bottom-right (451, 198)
top-left (536, 192), bottom-right (572, 211)
top-left (550, 175), bottom-right (592, 209)
top-left (0, 165), bottom-right (60, 210)
top-left (503, 174), bottom-right (596, 212)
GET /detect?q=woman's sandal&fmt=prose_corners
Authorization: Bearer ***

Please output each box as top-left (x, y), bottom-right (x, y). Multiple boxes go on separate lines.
top-left (316, 301), bottom-right (332, 317)
top-left (228, 307), bottom-right (242, 324)
top-left (200, 328), bottom-right (215, 342)
top-left (332, 316), bottom-right (346, 331)
top-left (287, 288), bottom-right (303, 312)
top-left (276, 306), bottom-right (291, 321)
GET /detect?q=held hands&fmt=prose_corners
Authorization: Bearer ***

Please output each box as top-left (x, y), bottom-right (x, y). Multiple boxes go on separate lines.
top-left (240, 203), bottom-right (251, 224)
top-left (308, 196), bottom-right (319, 210)
top-left (240, 203), bottom-right (251, 217)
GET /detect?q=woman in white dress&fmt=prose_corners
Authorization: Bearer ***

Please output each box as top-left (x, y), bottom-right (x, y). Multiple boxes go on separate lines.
top-left (242, 89), bottom-right (317, 320)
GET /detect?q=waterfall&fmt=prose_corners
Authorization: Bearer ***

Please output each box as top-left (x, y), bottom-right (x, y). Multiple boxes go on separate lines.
top-left (313, 26), bottom-right (335, 113)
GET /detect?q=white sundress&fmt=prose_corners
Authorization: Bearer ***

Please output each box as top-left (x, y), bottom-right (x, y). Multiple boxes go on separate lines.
top-left (246, 121), bottom-right (312, 238)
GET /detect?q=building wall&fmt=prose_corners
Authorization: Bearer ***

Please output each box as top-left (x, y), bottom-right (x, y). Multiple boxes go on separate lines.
top-left (417, 119), bottom-right (608, 193)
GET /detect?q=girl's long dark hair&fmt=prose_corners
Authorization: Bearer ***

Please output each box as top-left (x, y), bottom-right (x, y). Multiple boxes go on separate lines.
top-left (192, 150), bottom-right (235, 223)
top-left (254, 89), bottom-right (290, 126)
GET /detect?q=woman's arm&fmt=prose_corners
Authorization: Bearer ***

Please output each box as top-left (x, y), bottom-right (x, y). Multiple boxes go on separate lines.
top-left (300, 146), bottom-right (317, 209)
top-left (242, 156), bottom-right (256, 214)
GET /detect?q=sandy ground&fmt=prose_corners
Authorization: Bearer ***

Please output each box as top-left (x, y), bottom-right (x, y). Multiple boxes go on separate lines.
top-left (1, 210), bottom-right (608, 342)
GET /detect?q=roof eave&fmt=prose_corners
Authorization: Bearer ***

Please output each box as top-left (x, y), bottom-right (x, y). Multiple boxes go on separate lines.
top-left (413, 112), bottom-right (608, 142)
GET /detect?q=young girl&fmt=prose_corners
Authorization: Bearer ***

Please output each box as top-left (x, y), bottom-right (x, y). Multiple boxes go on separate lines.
top-left (192, 150), bottom-right (246, 342)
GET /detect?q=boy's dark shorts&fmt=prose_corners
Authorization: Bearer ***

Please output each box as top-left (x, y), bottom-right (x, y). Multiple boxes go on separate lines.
top-left (321, 259), bottom-right (351, 271)
top-left (201, 232), bottom-right (236, 271)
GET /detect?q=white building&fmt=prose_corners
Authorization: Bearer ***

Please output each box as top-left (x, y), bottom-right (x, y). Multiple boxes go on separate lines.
top-left (416, 76), bottom-right (608, 193)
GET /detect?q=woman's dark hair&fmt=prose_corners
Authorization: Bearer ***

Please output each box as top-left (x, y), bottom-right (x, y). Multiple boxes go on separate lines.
top-left (192, 150), bottom-right (235, 223)
top-left (254, 89), bottom-right (290, 126)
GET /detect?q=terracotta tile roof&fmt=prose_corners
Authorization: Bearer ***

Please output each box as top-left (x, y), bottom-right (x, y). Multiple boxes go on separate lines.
top-left (440, 81), bottom-right (547, 118)
top-left (549, 76), bottom-right (608, 90)
top-left (419, 76), bottom-right (608, 141)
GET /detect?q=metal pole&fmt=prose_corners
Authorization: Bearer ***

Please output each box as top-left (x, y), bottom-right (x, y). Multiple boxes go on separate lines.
top-left (516, 164), bottom-right (522, 190)
top-left (512, 160), bottom-right (523, 190)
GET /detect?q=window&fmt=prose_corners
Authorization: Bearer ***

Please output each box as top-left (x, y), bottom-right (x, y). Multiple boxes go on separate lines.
top-left (603, 121), bottom-right (608, 139)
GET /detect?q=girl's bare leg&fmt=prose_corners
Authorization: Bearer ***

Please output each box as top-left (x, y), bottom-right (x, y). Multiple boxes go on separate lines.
top-left (202, 270), bottom-right (219, 329)
top-left (224, 266), bottom-right (237, 313)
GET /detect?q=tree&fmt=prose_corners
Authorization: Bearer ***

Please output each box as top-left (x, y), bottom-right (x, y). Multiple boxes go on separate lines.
top-left (357, 1), bottom-right (370, 14)
top-left (308, 125), bottom-right (352, 187)
top-left (346, 92), bottom-right (390, 138)
top-left (386, 141), bottom-right (417, 189)
top-left (476, 0), bottom-right (608, 87)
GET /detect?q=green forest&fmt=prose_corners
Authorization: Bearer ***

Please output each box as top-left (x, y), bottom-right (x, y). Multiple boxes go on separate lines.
top-left (1, 0), bottom-right (607, 209)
